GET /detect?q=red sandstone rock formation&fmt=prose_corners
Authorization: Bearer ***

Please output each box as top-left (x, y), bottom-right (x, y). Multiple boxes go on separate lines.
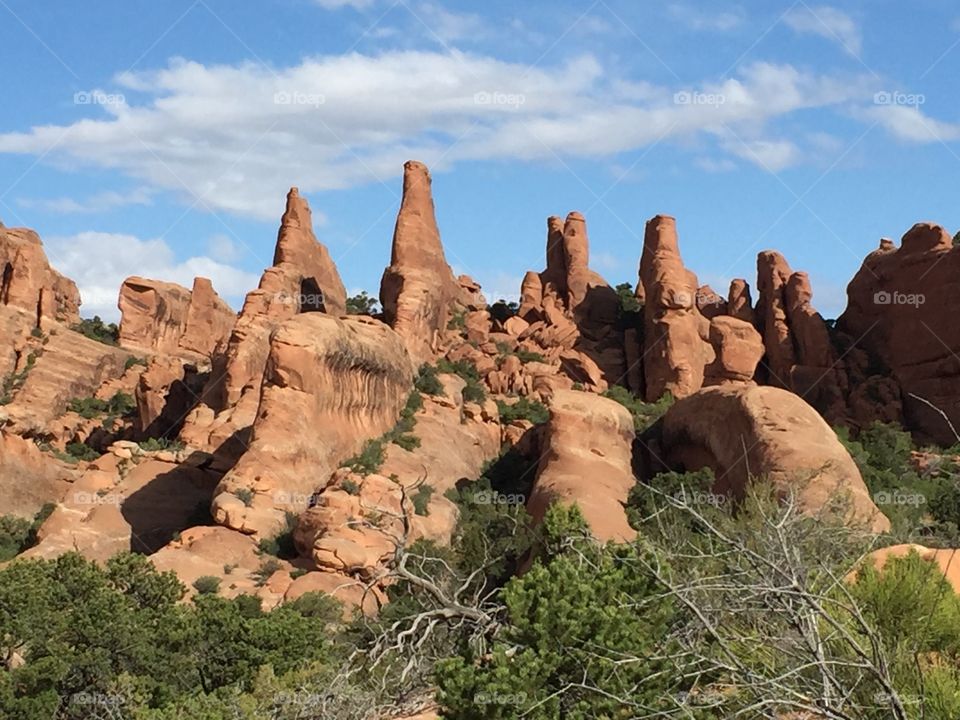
top-left (380, 161), bottom-right (462, 364)
top-left (755, 251), bottom-right (842, 417)
top-left (639, 215), bottom-right (712, 401)
top-left (659, 384), bottom-right (889, 532)
top-left (0, 226), bottom-right (80, 328)
top-left (211, 313), bottom-right (415, 538)
top-left (118, 276), bottom-right (235, 359)
top-left (526, 389), bottom-right (636, 542)
top-left (704, 316), bottom-right (764, 386)
top-left (727, 278), bottom-right (755, 324)
top-left (838, 223), bottom-right (960, 443)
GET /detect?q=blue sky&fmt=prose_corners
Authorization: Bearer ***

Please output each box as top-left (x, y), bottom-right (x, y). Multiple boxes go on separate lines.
top-left (1, 0), bottom-right (959, 321)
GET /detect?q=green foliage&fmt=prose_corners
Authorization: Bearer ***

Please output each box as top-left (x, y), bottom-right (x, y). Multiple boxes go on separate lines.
top-left (615, 281), bottom-right (641, 313)
top-left (343, 439), bottom-right (386, 476)
top-left (345, 290), bottom-right (379, 316)
top-left (65, 441), bottom-right (100, 461)
top-left (71, 315), bottom-right (119, 345)
top-left (411, 484), bottom-right (434, 516)
top-left (836, 421), bottom-right (960, 542)
top-left (125, 355), bottom-right (148, 370)
top-left (437, 357), bottom-right (488, 403)
top-left (341, 478), bottom-right (361, 495)
top-left (0, 505), bottom-right (53, 562)
top-left (414, 363), bottom-right (444, 396)
top-left (252, 558), bottom-right (282, 587)
top-left (192, 575), bottom-right (221, 595)
top-left (603, 385), bottom-right (673, 432)
top-left (68, 390), bottom-right (136, 420)
top-left (233, 487), bottom-right (255, 507)
top-left (0, 354), bottom-right (37, 405)
top-left (436, 507), bottom-right (681, 719)
top-left (392, 433), bottom-right (421, 451)
top-left (447, 309), bottom-right (467, 331)
top-left (139, 436), bottom-right (186, 452)
top-left (626, 467), bottom-right (717, 532)
top-left (257, 513), bottom-right (298, 560)
top-left (514, 348), bottom-right (545, 363)
top-left (496, 397), bottom-right (549, 425)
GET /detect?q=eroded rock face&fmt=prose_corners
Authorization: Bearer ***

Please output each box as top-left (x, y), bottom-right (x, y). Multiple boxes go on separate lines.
top-left (527, 389), bottom-right (636, 542)
top-left (838, 223), bottom-right (960, 443)
top-left (118, 276), bottom-right (235, 359)
top-left (380, 161), bottom-right (461, 364)
top-left (0, 226), bottom-right (79, 328)
top-left (755, 252), bottom-right (842, 416)
top-left (704, 316), bottom-right (763, 386)
top-left (658, 384), bottom-right (889, 532)
top-left (295, 373), bottom-right (500, 578)
top-left (640, 215), bottom-right (712, 401)
top-left (0, 432), bottom-right (73, 519)
top-left (211, 313), bottom-right (415, 537)
top-left (1, 327), bottom-right (129, 435)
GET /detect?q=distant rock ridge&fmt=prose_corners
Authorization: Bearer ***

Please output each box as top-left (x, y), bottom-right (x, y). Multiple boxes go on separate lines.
top-left (0, 226), bottom-right (79, 328)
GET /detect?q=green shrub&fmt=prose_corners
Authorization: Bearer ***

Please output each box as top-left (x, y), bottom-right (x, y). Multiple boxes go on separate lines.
top-left (343, 439), bottom-right (385, 476)
top-left (72, 315), bottom-right (119, 345)
top-left (233, 487), bottom-right (255, 507)
top-left (0, 515), bottom-right (33, 562)
top-left (125, 356), bottom-right (147, 370)
top-left (447, 309), bottom-right (467, 331)
top-left (65, 441), bottom-right (99, 461)
top-left (68, 391), bottom-right (136, 420)
top-left (514, 348), bottom-right (546, 364)
top-left (253, 558), bottom-right (282, 587)
top-left (615, 281), bottom-right (641, 313)
top-left (257, 512), bottom-right (298, 560)
top-left (139, 437), bottom-right (185, 452)
top-left (341, 479), bottom-right (361, 495)
top-left (192, 575), bottom-right (221, 595)
top-left (436, 358), bottom-right (486, 403)
top-left (412, 484), bottom-right (434, 516)
top-left (392, 433), bottom-right (421, 451)
top-left (346, 290), bottom-right (379, 315)
top-left (603, 385), bottom-right (673, 432)
top-left (496, 397), bottom-right (549, 425)
top-left (414, 363), bottom-right (444, 396)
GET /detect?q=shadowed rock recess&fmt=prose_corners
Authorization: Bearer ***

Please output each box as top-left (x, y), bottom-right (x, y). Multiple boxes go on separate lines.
top-left (6, 157), bottom-right (960, 718)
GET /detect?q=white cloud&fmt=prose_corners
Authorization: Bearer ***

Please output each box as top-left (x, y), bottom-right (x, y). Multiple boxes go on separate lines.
top-left (721, 137), bottom-right (800, 171)
top-left (312, 0), bottom-right (376, 10)
top-left (668, 4), bottom-right (745, 31)
top-left (864, 104), bottom-right (960, 143)
top-left (695, 156), bottom-right (737, 172)
top-left (414, 3), bottom-right (484, 43)
top-left (784, 5), bottom-right (862, 55)
top-left (44, 231), bottom-right (260, 321)
top-left (17, 187), bottom-right (154, 214)
top-left (0, 53), bottom-right (877, 219)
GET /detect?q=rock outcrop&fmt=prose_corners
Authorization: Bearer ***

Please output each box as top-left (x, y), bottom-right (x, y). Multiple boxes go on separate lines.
top-left (656, 384), bottom-right (889, 532)
top-left (0, 226), bottom-right (80, 328)
top-left (527, 389), bottom-right (636, 542)
top-left (380, 161), bottom-right (461, 364)
top-left (704, 316), bottom-right (764, 386)
top-left (639, 215), bottom-right (713, 401)
top-left (295, 373), bottom-right (500, 578)
top-left (181, 188), bottom-right (348, 463)
top-left (211, 313), bottom-right (415, 537)
top-left (756, 252), bottom-right (843, 417)
top-left (118, 276), bottom-right (235, 359)
top-left (0, 432), bottom-right (73, 519)
top-left (838, 223), bottom-right (960, 443)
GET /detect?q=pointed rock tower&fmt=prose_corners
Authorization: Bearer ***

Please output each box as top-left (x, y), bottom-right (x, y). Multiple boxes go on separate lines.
top-left (380, 161), bottom-right (460, 364)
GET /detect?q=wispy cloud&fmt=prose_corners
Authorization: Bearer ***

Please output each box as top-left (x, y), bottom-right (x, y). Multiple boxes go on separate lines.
top-left (17, 187), bottom-right (154, 214)
top-left (668, 4), bottom-right (745, 32)
top-left (784, 5), bottom-right (862, 56)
